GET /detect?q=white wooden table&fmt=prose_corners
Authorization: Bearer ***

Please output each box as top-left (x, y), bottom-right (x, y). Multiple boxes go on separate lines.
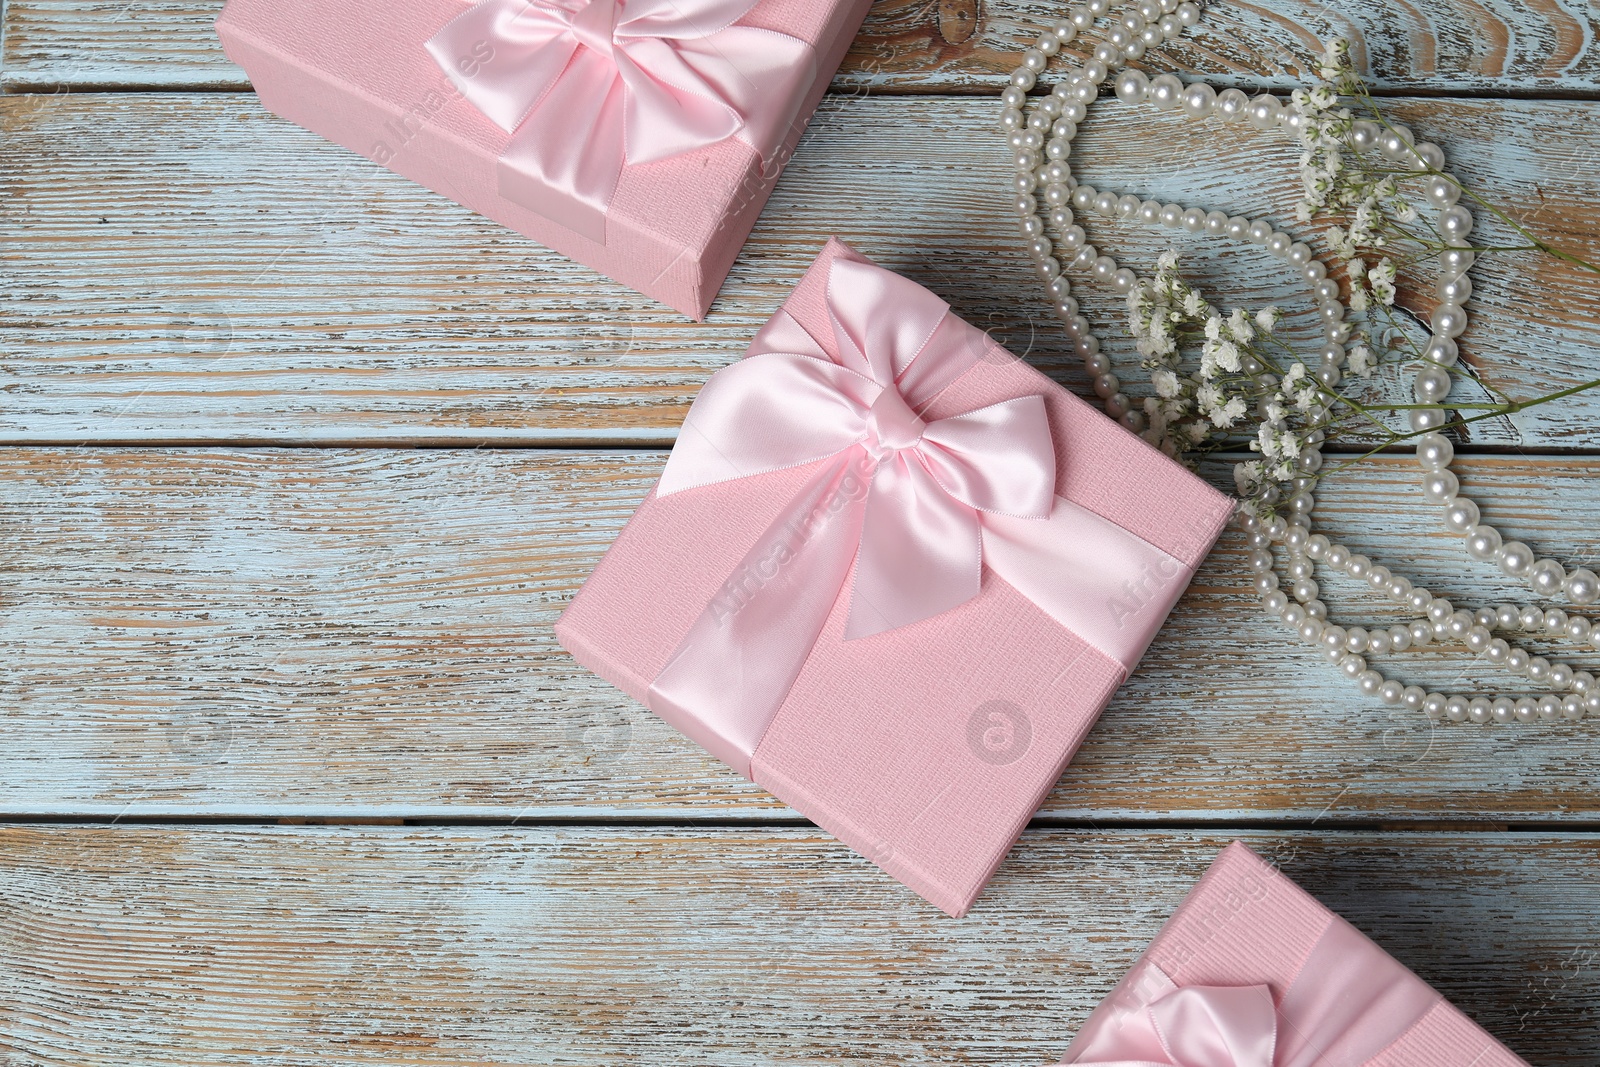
top-left (2, 1), bottom-right (1599, 1063)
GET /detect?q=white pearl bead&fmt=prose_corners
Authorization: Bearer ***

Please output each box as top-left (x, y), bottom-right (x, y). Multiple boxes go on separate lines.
top-left (1423, 693), bottom-right (1448, 720)
top-left (1438, 205), bottom-right (1474, 240)
top-left (1182, 82), bottom-right (1217, 117)
top-left (1497, 541), bottom-right (1534, 578)
top-left (1245, 94), bottom-right (1280, 130)
top-left (1431, 304), bottom-right (1468, 339)
top-left (1115, 69), bottom-right (1150, 103)
top-left (1530, 558), bottom-right (1567, 598)
top-left (1564, 568), bottom-right (1600, 605)
top-left (1408, 407), bottom-right (1447, 432)
top-left (1442, 500), bottom-right (1479, 533)
top-left (1444, 695), bottom-right (1469, 721)
top-left (1389, 625), bottom-right (1412, 651)
top-left (1415, 433), bottom-right (1454, 470)
top-left (1414, 365), bottom-right (1452, 402)
top-left (1403, 685), bottom-right (1427, 712)
top-left (1464, 524), bottom-right (1502, 561)
top-left (1421, 470), bottom-right (1459, 504)
top-left (1216, 86), bottom-right (1249, 121)
top-left (1467, 697), bottom-right (1492, 724)
top-left (1414, 142), bottom-right (1446, 171)
top-left (1423, 337), bottom-right (1459, 367)
top-left (1426, 175), bottom-right (1460, 207)
top-left (1349, 120), bottom-right (1380, 151)
top-left (1550, 662), bottom-right (1575, 691)
top-left (1340, 654), bottom-right (1368, 679)
top-left (1440, 247), bottom-right (1475, 278)
top-left (1149, 74), bottom-right (1184, 110)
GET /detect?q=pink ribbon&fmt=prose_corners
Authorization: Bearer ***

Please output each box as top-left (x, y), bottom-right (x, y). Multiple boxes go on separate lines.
top-left (426, 0), bottom-right (816, 241)
top-left (645, 254), bottom-right (1193, 776)
top-left (1061, 918), bottom-right (1445, 1067)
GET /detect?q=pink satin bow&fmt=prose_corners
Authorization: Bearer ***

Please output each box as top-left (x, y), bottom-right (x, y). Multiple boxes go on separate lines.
top-left (1070, 984), bottom-right (1279, 1067)
top-left (656, 255), bottom-right (1057, 640)
top-left (643, 250), bottom-right (1194, 777)
top-left (1062, 918), bottom-right (1452, 1067)
top-left (426, 0), bottom-right (815, 240)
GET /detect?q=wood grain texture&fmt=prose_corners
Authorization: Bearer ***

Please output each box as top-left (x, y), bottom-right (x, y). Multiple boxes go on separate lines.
top-left (4, 93), bottom-right (1600, 448)
top-left (1, 827), bottom-right (1595, 1066)
top-left (3, 0), bottom-right (1599, 95)
top-left (3, 447), bottom-right (1597, 821)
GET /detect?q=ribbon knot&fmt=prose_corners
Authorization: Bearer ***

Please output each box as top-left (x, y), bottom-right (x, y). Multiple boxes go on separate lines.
top-left (567, 0), bottom-right (619, 59)
top-left (865, 387), bottom-right (926, 458)
top-left (427, 0), bottom-right (817, 242)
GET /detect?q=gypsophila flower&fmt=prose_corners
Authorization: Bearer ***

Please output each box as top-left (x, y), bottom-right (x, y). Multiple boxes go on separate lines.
top-left (1256, 306), bottom-right (1282, 333)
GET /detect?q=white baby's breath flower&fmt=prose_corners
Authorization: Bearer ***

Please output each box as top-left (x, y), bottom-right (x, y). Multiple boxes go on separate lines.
top-left (1151, 368), bottom-right (1181, 398)
top-left (1255, 306), bottom-right (1282, 333)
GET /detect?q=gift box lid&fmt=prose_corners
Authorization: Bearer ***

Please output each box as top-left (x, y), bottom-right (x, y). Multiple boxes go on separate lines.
top-left (1061, 842), bottom-right (1530, 1066)
top-left (559, 239), bottom-right (1235, 916)
top-left (215, 0), bottom-right (874, 318)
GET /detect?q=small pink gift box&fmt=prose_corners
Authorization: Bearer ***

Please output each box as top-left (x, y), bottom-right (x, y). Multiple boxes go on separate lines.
top-left (1060, 842), bottom-right (1530, 1066)
top-left (214, 0), bottom-right (873, 319)
top-left (557, 239), bottom-right (1233, 916)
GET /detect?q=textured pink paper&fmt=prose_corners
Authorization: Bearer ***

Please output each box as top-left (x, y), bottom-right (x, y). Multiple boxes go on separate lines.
top-left (214, 0), bottom-right (873, 319)
top-left (1064, 842), bottom-right (1530, 1066)
top-left (557, 240), bottom-right (1235, 916)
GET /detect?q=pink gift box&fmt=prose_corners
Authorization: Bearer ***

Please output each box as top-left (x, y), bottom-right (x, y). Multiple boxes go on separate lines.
top-left (1060, 842), bottom-right (1530, 1066)
top-left (214, 0), bottom-right (873, 319)
top-left (557, 239), bottom-right (1233, 916)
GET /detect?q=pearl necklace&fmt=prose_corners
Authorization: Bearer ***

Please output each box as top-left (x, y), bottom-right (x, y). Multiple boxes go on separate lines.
top-left (1002, 1), bottom-right (1599, 724)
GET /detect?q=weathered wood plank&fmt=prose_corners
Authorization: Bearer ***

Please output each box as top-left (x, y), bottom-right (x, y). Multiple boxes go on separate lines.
top-left (3, 447), bottom-right (1597, 821)
top-left (4, 0), bottom-right (1599, 95)
top-left (1, 827), bottom-right (1594, 1065)
top-left (3, 93), bottom-right (1599, 447)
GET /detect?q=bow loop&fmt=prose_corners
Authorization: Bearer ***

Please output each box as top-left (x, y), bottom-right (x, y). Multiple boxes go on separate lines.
top-left (1070, 984), bottom-right (1279, 1067)
top-left (919, 396), bottom-right (1057, 518)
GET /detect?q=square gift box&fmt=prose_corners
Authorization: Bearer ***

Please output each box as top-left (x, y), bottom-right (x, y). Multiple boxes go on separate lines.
top-left (214, 0), bottom-right (875, 319)
top-left (557, 239), bottom-right (1234, 916)
top-left (1059, 842), bottom-right (1530, 1066)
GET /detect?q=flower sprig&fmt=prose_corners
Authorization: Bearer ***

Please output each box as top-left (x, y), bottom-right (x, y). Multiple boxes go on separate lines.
top-left (1131, 38), bottom-right (1600, 520)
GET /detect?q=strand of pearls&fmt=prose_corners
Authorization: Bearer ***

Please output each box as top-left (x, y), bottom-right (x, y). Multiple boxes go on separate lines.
top-left (1000, 1), bottom-right (1596, 723)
